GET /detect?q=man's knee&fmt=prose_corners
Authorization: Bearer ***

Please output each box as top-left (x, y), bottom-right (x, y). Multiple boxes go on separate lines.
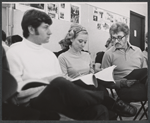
top-left (50, 77), bottom-right (66, 85)
top-left (50, 77), bottom-right (72, 88)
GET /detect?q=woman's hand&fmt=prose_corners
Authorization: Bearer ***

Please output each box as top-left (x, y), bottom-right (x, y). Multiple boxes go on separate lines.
top-left (94, 63), bottom-right (103, 73)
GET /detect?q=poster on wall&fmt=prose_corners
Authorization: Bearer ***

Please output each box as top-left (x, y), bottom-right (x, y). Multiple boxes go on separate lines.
top-left (58, 3), bottom-right (70, 21)
top-left (93, 15), bottom-right (98, 21)
top-left (97, 21), bottom-right (110, 32)
top-left (46, 3), bottom-right (59, 19)
top-left (15, 3), bottom-right (45, 12)
top-left (70, 4), bottom-right (80, 23)
top-left (93, 7), bottom-right (129, 32)
top-left (105, 12), bottom-right (115, 24)
top-left (93, 7), bottom-right (98, 22)
top-left (98, 9), bottom-right (104, 21)
top-left (59, 3), bottom-right (65, 20)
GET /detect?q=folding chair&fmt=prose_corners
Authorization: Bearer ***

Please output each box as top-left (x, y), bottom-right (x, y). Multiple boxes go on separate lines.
top-left (114, 82), bottom-right (148, 121)
top-left (109, 89), bottom-right (123, 120)
top-left (133, 101), bottom-right (148, 120)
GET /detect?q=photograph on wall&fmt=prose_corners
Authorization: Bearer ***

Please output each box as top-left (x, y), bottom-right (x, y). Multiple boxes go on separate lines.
top-left (29, 4), bottom-right (44, 9)
top-left (93, 7), bottom-right (99, 22)
top-left (105, 12), bottom-right (115, 23)
top-left (122, 17), bottom-right (128, 24)
top-left (93, 7), bottom-right (99, 15)
top-left (93, 15), bottom-right (98, 21)
top-left (15, 3), bottom-right (45, 12)
top-left (70, 4), bottom-right (80, 23)
top-left (98, 9), bottom-right (104, 21)
top-left (58, 3), bottom-right (71, 22)
top-left (60, 12), bottom-right (64, 19)
top-left (97, 23), bottom-right (102, 30)
top-left (60, 3), bottom-right (65, 9)
top-left (115, 14), bottom-right (123, 23)
top-left (48, 13), bottom-right (56, 19)
top-left (94, 10), bottom-right (98, 14)
top-left (102, 22), bottom-right (110, 32)
top-left (47, 3), bottom-right (59, 19)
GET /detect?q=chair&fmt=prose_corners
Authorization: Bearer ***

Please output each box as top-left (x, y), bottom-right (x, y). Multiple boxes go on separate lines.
top-left (2, 69), bottom-right (18, 102)
top-left (111, 82), bottom-right (148, 121)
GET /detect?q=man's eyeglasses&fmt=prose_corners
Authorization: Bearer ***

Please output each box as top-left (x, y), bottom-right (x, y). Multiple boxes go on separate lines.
top-left (111, 35), bottom-right (126, 42)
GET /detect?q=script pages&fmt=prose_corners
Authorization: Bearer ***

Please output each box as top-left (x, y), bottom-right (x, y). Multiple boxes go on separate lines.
top-left (124, 68), bottom-right (148, 81)
top-left (72, 65), bottom-right (117, 87)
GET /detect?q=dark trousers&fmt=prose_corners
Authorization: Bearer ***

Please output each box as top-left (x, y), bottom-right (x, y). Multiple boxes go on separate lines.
top-left (116, 83), bottom-right (148, 102)
top-left (2, 103), bottom-right (40, 120)
top-left (30, 77), bottom-right (115, 120)
top-left (116, 76), bottom-right (148, 102)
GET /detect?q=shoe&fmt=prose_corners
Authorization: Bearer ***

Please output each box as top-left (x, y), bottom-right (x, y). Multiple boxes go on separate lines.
top-left (113, 99), bottom-right (137, 117)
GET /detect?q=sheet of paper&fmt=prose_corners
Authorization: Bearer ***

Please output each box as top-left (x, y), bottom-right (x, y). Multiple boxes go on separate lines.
top-left (95, 65), bottom-right (116, 83)
top-left (18, 79), bottom-right (49, 92)
top-left (72, 73), bottom-right (94, 85)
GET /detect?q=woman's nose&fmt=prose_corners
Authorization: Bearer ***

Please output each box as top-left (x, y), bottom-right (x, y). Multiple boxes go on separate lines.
top-left (81, 42), bottom-right (85, 47)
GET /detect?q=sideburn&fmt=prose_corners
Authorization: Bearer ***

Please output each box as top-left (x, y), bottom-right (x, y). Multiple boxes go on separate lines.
top-left (35, 28), bottom-right (39, 35)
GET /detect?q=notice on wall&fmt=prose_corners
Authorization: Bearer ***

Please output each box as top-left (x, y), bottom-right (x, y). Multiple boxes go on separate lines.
top-left (15, 3), bottom-right (45, 12)
top-left (93, 7), bottom-right (129, 32)
top-left (58, 3), bottom-right (70, 22)
top-left (15, 3), bottom-right (81, 24)
top-left (46, 3), bottom-right (59, 19)
top-left (70, 4), bottom-right (80, 23)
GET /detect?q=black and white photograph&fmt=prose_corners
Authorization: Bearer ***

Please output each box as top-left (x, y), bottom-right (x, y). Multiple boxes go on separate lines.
top-left (48, 13), bottom-right (56, 19)
top-left (60, 3), bottom-right (65, 9)
top-left (30, 4), bottom-right (44, 10)
top-left (93, 15), bottom-right (98, 21)
top-left (47, 3), bottom-right (58, 14)
top-left (1, 2), bottom-right (148, 122)
top-left (97, 23), bottom-right (101, 30)
top-left (71, 4), bottom-right (80, 23)
top-left (15, 3), bottom-right (45, 12)
top-left (60, 12), bottom-right (64, 19)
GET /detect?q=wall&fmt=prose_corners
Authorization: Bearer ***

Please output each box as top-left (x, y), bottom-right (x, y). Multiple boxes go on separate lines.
top-left (2, 7), bottom-right (7, 33)
top-left (86, 2), bottom-right (148, 58)
top-left (5, 2), bottom-right (147, 61)
top-left (88, 2), bottom-right (148, 32)
top-left (12, 4), bottom-right (90, 52)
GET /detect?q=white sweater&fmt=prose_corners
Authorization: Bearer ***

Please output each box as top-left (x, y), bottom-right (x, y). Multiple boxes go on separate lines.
top-left (6, 38), bottom-right (62, 105)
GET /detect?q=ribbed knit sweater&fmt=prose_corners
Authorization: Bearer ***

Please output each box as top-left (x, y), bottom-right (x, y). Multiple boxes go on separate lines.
top-left (6, 38), bottom-right (62, 105)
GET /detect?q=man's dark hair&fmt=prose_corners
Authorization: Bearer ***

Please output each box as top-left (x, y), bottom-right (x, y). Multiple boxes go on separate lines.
top-left (2, 30), bottom-right (6, 41)
top-left (21, 9), bottom-right (52, 38)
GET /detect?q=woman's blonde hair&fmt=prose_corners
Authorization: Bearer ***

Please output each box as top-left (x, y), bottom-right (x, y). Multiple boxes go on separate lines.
top-left (63, 24), bottom-right (88, 46)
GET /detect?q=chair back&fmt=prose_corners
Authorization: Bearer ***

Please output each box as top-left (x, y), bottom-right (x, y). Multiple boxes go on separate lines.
top-left (2, 69), bottom-right (18, 102)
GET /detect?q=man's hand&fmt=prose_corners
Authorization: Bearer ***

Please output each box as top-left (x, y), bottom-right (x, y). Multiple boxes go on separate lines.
top-left (120, 79), bottom-right (137, 88)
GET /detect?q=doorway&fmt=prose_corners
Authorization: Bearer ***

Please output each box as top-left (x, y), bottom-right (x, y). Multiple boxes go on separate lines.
top-left (130, 11), bottom-right (145, 51)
